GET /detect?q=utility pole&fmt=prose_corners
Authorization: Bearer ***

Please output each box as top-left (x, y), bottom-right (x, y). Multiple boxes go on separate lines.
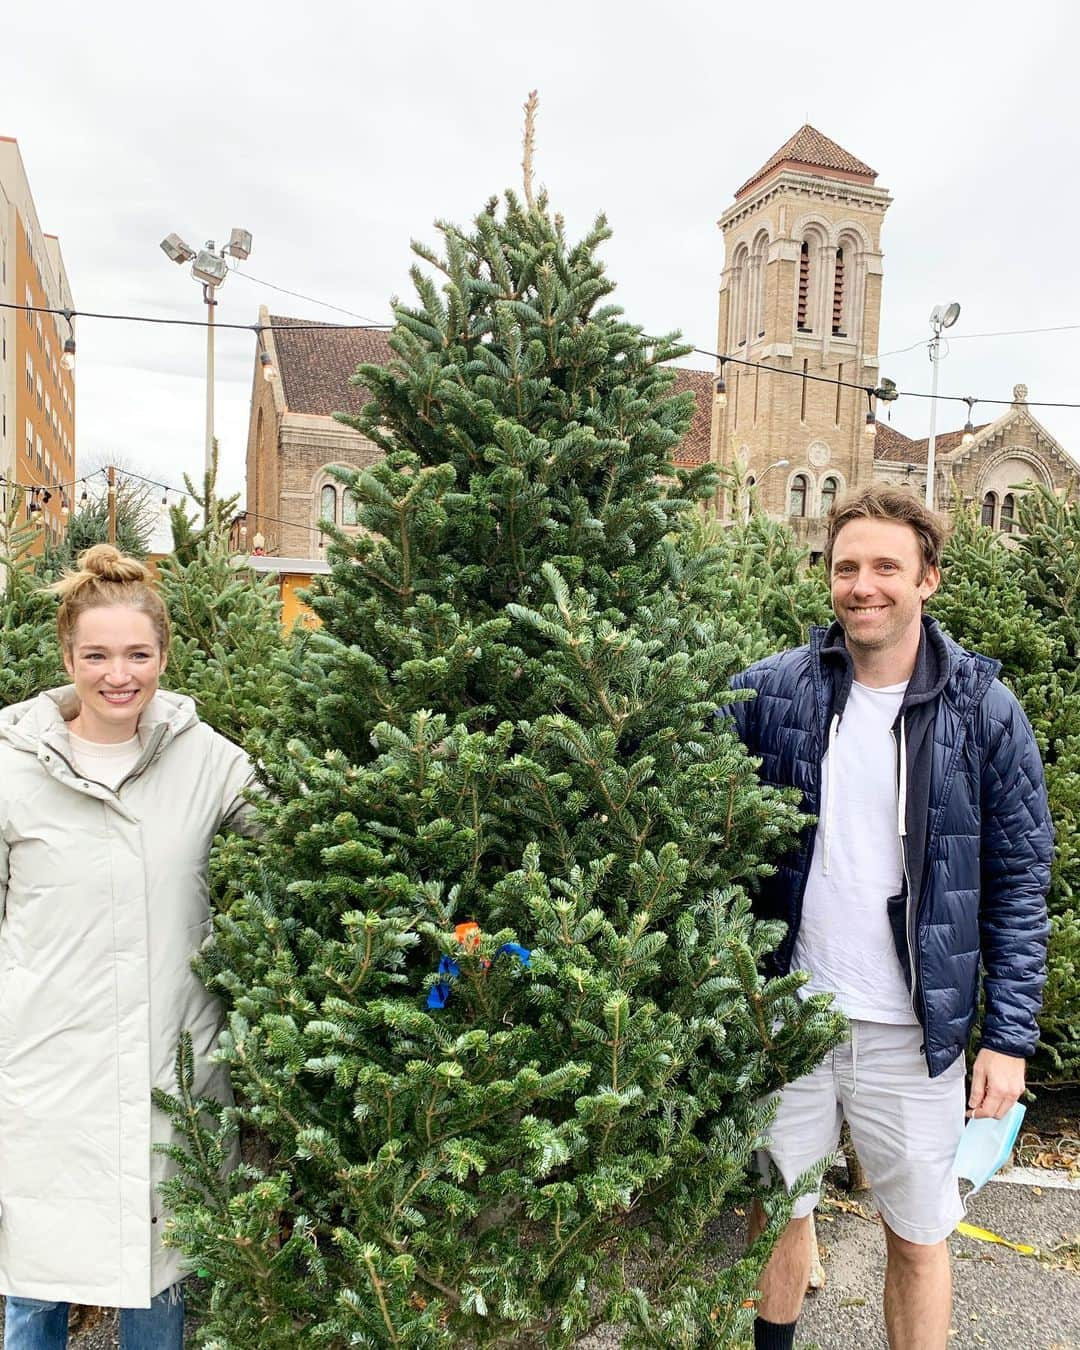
top-left (107, 465), bottom-right (116, 546)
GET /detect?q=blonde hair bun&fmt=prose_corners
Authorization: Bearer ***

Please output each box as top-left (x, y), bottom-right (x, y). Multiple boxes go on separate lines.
top-left (76, 544), bottom-right (152, 585)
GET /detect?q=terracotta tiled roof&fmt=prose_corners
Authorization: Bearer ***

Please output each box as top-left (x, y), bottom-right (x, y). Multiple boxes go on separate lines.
top-left (669, 368), bottom-right (714, 466)
top-left (735, 125), bottom-right (876, 199)
top-left (270, 314), bottom-right (394, 417)
top-left (271, 316), bottom-right (715, 467)
top-left (874, 421), bottom-right (991, 465)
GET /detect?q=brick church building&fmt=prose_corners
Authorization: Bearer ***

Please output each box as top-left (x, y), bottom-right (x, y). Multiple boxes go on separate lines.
top-left (244, 127), bottom-right (1077, 558)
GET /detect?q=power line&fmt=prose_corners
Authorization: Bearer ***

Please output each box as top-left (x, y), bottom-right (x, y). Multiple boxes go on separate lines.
top-left (226, 266), bottom-right (388, 327)
top-left (3, 297), bottom-right (1080, 409)
top-left (880, 321), bottom-right (1080, 359)
top-left (0, 300), bottom-right (389, 333)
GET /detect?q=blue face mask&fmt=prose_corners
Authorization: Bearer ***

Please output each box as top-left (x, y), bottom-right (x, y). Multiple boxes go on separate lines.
top-left (953, 1102), bottom-right (1026, 1204)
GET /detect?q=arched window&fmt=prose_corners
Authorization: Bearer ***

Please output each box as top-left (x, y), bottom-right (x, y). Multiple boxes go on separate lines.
top-left (797, 242), bottom-right (810, 331)
top-left (342, 490), bottom-right (359, 527)
top-left (981, 491), bottom-right (997, 528)
top-left (832, 247), bottom-right (845, 335)
top-left (750, 232), bottom-right (768, 340)
top-left (1000, 493), bottom-right (1016, 534)
top-left (730, 245), bottom-right (750, 348)
top-left (320, 484), bottom-right (337, 524)
top-left (789, 474), bottom-right (809, 518)
top-left (820, 475), bottom-right (839, 517)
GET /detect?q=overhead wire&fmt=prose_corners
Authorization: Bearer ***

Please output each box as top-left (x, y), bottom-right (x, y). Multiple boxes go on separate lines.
top-left (5, 297), bottom-right (1073, 409)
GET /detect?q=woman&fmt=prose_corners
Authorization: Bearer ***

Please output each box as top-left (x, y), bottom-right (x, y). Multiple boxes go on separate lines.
top-left (0, 545), bottom-right (255, 1348)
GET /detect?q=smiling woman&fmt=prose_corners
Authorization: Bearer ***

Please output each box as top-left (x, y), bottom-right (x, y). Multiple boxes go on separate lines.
top-left (0, 544), bottom-right (258, 1350)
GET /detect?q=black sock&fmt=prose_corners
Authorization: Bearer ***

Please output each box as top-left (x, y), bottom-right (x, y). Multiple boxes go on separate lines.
top-left (754, 1316), bottom-right (798, 1350)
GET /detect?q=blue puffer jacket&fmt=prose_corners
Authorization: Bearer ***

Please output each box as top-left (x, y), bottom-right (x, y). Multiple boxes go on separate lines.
top-left (730, 616), bottom-right (1052, 1078)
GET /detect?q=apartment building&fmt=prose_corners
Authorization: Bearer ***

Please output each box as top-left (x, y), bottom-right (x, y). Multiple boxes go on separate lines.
top-left (0, 136), bottom-right (75, 544)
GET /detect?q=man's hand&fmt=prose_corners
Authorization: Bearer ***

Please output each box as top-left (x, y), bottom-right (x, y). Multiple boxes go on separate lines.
top-left (968, 1048), bottom-right (1026, 1119)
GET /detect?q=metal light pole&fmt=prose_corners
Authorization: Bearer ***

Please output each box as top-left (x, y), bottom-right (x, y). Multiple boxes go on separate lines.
top-left (924, 302), bottom-right (960, 509)
top-left (160, 228), bottom-right (252, 480)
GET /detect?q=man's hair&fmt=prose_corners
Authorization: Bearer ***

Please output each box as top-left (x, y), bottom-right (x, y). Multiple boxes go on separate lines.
top-left (823, 483), bottom-right (948, 577)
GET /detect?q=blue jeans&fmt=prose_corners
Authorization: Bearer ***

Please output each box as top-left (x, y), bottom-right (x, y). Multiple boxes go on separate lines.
top-left (4, 1285), bottom-right (184, 1349)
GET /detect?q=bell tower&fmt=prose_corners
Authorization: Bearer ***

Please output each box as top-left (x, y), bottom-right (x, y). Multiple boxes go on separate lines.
top-left (711, 126), bottom-right (892, 544)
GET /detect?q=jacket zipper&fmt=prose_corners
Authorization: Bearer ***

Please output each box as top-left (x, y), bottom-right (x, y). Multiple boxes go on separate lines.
top-left (892, 723), bottom-right (921, 1023)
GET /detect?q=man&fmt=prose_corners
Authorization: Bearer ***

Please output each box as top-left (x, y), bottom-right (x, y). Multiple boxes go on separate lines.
top-left (729, 485), bottom-right (1052, 1350)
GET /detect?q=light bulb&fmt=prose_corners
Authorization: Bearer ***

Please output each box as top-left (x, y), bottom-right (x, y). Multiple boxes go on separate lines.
top-left (260, 351), bottom-right (277, 382)
top-left (864, 412), bottom-right (877, 436)
top-left (60, 337), bottom-right (76, 371)
top-left (961, 422), bottom-right (975, 447)
top-left (714, 375), bottom-right (727, 409)
top-left (159, 494), bottom-right (169, 520)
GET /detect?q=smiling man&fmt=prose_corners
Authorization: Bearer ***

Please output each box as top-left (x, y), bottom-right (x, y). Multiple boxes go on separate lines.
top-left (729, 485), bottom-right (1052, 1350)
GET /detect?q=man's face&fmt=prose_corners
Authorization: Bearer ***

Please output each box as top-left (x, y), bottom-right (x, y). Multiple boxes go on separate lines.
top-left (830, 518), bottom-right (940, 657)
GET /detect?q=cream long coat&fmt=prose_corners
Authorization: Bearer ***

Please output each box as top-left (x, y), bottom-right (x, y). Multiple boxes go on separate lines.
top-left (0, 687), bottom-right (253, 1307)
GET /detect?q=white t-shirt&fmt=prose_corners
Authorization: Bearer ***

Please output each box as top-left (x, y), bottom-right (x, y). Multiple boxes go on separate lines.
top-left (792, 679), bottom-right (918, 1025)
top-left (66, 729), bottom-right (142, 791)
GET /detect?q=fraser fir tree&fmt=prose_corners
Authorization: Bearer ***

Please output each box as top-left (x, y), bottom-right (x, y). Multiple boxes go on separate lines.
top-left (155, 458), bottom-right (284, 745)
top-left (0, 491), bottom-right (64, 707)
top-left (160, 123), bottom-right (843, 1347)
top-left (46, 474), bottom-right (153, 566)
top-left (680, 476), bottom-right (831, 666)
top-left (932, 502), bottom-right (1080, 1080)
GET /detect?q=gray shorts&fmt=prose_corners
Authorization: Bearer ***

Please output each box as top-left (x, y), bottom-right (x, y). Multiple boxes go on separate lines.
top-left (757, 1020), bottom-right (966, 1244)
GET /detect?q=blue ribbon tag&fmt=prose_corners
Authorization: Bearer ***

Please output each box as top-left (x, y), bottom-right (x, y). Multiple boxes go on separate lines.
top-left (425, 945), bottom-right (531, 1010)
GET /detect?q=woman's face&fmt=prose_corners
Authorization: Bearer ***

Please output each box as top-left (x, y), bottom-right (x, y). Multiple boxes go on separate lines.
top-left (63, 605), bottom-right (167, 743)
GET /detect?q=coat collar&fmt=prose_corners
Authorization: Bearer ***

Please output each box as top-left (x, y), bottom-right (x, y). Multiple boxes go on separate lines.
top-left (0, 687), bottom-right (200, 805)
top-left (809, 615), bottom-right (999, 722)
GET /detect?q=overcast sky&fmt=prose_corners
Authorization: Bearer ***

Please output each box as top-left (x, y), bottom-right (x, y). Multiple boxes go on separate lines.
top-left (3, 0), bottom-right (1078, 505)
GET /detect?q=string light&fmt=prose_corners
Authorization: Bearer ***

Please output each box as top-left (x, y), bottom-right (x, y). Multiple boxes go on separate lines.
top-left (0, 297), bottom-right (1076, 412)
top-left (713, 359), bottom-right (727, 409)
top-left (961, 398), bottom-right (977, 447)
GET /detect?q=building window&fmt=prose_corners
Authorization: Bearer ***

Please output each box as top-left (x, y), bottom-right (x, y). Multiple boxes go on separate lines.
top-left (820, 475), bottom-right (839, 517)
top-left (981, 492), bottom-right (997, 528)
top-left (1000, 493), bottom-right (1016, 534)
top-left (797, 242), bottom-right (810, 330)
top-left (832, 248), bottom-right (845, 335)
top-left (320, 484), bottom-right (337, 524)
top-left (342, 490), bottom-right (359, 527)
top-left (789, 473), bottom-right (809, 517)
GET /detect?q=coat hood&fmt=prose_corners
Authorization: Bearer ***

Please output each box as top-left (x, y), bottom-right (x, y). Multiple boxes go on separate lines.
top-left (0, 686), bottom-right (200, 757)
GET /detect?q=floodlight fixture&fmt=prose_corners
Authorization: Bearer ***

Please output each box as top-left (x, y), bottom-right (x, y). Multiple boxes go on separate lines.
top-left (930, 301), bottom-right (961, 332)
top-left (225, 228), bottom-right (252, 260)
top-left (191, 247), bottom-right (229, 288)
top-left (160, 232), bottom-right (196, 264)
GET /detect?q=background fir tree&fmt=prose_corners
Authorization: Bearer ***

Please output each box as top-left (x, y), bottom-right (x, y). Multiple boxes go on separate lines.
top-left (155, 455), bottom-right (284, 746)
top-left (679, 471), bottom-right (831, 665)
top-left (46, 473), bottom-right (153, 567)
top-left (931, 502), bottom-right (1080, 1081)
top-left (0, 490), bottom-right (65, 708)
top-left (160, 113), bottom-right (843, 1349)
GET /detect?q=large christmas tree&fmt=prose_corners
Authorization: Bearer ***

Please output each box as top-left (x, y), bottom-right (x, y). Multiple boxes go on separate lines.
top-left (160, 119), bottom-right (842, 1347)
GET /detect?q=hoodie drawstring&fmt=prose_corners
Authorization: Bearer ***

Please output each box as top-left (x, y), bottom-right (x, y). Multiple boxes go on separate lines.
top-left (822, 712), bottom-right (840, 876)
top-left (897, 713), bottom-right (908, 842)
